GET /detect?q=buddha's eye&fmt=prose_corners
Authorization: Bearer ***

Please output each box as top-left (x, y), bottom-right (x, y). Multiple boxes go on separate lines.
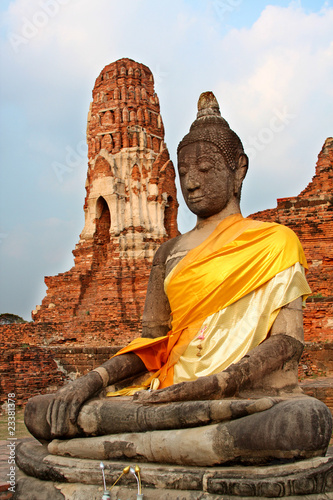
top-left (178, 166), bottom-right (188, 177)
top-left (198, 161), bottom-right (213, 172)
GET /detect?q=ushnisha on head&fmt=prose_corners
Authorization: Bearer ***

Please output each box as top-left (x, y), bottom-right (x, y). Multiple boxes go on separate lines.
top-left (177, 92), bottom-right (248, 218)
top-left (177, 91), bottom-right (247, 174)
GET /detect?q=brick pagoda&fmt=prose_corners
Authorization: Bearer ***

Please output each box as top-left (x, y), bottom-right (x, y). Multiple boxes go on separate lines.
top-left (32, 58), bottom-right (179, 345)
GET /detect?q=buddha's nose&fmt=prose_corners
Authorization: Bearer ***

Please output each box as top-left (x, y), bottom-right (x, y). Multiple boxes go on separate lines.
top-left (186, 174), bottom-right (200, 191)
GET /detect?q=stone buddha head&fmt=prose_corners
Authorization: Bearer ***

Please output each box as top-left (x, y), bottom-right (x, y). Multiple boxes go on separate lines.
top-left (177, 92), bottom-right (248, 218)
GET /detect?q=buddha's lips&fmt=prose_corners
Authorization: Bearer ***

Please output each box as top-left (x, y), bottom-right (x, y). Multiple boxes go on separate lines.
top-left (187, 195), bottom-right (204, 202)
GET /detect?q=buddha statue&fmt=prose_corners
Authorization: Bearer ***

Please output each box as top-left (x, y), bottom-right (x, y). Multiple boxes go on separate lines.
top-left (24, 92), bottom-right (332, 466)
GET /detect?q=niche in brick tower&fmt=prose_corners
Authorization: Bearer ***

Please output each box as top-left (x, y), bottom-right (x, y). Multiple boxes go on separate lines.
top-left (93, 196), bottom-right (111, 265)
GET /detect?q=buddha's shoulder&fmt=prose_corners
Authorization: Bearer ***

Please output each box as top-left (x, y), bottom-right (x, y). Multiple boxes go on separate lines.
top-left (248, 218), bottom-right (299, 239)
top-left (152, 234), bottom-right (184, 265)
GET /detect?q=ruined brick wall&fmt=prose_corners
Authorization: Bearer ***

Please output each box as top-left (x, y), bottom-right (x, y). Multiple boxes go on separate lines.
top-left (29, 257), bottom-right (155, 345)
top-left (32, 58), bottom-right (179, 343)
top-left (0, 322), bottom-right (121, 405)
top-left (250, 137), bottom-right (333, 344)
top-left (299, 342), bottom-right (333, 379)
top-left (0, 324), bottom-right (66, 406)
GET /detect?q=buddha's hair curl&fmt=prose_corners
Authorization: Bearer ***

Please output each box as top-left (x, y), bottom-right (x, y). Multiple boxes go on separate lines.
top-left (177, 92), bottom-right (246, 171)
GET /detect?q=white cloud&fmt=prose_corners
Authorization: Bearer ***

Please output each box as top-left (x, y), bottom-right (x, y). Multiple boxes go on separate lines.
top-left (210, 4), bottom-right (333, 213)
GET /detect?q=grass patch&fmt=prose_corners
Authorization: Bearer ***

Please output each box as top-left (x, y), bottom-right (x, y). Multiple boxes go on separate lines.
top-left (0, 409), bottom-right (31, 440)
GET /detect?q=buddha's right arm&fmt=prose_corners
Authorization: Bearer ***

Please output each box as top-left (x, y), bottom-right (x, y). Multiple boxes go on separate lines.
top-left (141, 239), bottom-right (176, 338)
top-left (46, 353), bottom-right (146, 437)
top-left (45, 239), bottom-right (178, 437)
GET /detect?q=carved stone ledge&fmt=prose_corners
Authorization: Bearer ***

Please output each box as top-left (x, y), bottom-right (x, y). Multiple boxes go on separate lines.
top-left (16, 440), bottom-right (333, 499)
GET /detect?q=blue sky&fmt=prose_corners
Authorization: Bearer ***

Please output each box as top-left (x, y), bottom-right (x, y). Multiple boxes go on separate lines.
top-left (0, 0), bottom-right (332, 320)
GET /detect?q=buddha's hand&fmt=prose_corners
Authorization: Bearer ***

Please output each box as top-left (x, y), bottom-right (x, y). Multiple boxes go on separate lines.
top-left (46, 371), bottom-right (103, 438)
top-left (133, 372), bottom-right (234, 404)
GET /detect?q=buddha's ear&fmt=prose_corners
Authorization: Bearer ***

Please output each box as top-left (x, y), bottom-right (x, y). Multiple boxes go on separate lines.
top-left (234, 153), bottom-right (248, 192)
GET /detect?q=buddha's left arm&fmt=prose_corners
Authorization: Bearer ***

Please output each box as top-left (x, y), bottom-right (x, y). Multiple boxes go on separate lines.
top-left (269, 296), bottom-right (304, 342)
top-left (134, 297), bottom-right (304, 403)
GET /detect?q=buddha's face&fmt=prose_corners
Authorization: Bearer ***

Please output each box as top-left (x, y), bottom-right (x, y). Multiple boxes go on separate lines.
top-left (178, 141), bottom-right (235, 218)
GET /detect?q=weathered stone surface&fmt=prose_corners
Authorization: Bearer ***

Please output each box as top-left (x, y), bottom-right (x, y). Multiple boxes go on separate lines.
top-left (29, 396), bottom-right (278, 440)
top-left (43, 397), bottom-right (331, 466)
top-left (14, 475), bottom-right (66, 500)
top-left (74, 397), bottom-right (278, 436)
top-left (14, 477), bottom-right (225, 500)
top-left (15, 441), bottom-right (333, 499)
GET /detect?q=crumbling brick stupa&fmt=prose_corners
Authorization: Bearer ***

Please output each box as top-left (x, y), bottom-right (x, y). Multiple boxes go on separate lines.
top-left (32, 58), bottom-right (179, 345)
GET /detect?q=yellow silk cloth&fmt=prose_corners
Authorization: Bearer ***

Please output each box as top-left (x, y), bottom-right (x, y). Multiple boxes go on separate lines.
top-left (165, 214), bottom-right (307, 334)
top-left (107, 214), bottom-right (309, 396)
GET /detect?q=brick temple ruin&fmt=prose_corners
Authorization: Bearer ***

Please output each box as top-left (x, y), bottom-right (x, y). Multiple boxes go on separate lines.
top-left (0, 59), bottom-right (332, 409)
top-left (32, 58), bottom-right (179, 345)
top-left (252, 137), bottom-right (333, 406)
top-left (252, 137), bottom-right (333, 347)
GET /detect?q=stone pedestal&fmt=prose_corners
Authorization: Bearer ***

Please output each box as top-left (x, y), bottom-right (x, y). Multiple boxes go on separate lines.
top-left (15, 440), bottom-right (333, 499)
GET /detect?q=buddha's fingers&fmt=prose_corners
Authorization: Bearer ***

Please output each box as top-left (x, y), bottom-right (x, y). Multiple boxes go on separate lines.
top-left (53, 400), bottom-right (69, 437)
top-left (135, 373), bottom-right (230, 403)
top-left (46, 399), bottom-right (54, 427)
top-left (69, 396), bottom-right (84, 425)
top-left (47, 388), bottom-right (75, 437)
top-left (133, 384), bottom-right (184, 403)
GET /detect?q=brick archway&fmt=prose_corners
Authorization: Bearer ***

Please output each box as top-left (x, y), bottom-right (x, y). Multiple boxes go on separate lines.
top-left (95, 196), bottom-right (111, 245)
